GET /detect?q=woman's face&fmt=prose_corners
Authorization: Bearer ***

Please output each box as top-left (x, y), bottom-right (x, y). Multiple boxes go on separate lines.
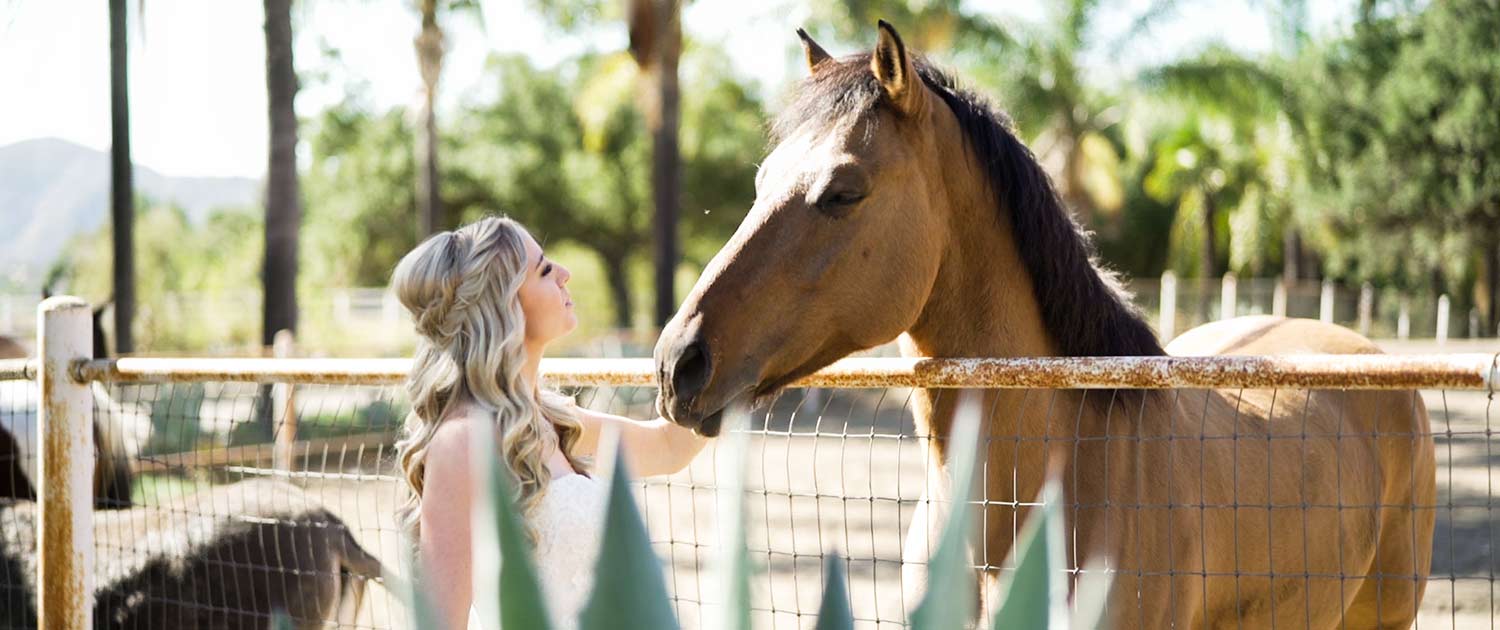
top-left (517, 230), bottom-right (576, 347)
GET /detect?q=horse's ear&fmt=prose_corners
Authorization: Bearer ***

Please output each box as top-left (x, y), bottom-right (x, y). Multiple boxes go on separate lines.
top-left (797, 28), bottom-right (832, 73)
top-left (871, 20), bottom-right (923, 116)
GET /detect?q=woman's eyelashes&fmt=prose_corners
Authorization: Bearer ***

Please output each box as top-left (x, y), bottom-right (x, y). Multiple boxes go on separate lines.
top-left (541, 262), bottom-right (554, 277)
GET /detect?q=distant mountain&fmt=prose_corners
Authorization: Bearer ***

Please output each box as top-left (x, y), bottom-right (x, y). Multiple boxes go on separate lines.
top-left (0, 138), bottom-right (261, 289)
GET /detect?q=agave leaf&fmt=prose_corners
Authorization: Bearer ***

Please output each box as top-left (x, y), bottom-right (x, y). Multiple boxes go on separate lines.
top-left (577, 429), bottom-right (680, 630)
top-left (813, 553), bottom-right (855, 630)
top-left (989, 480), bottom-right (1067, 630)
top-left (717, 408), bottom-right (752, 630)
top-left (1070, 558), bottom-right (1116, 630)
top-left (271, 611), bottom-right (294, 630)
top-left (470, 419), bottom-right (553, 630)
top-left (404, 544), bottom-right (448, 630)
top-left (910, 394), bottom-right (984, 630)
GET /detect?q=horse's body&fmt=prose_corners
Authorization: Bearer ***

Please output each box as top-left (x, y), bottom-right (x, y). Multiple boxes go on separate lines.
top-left (654, 24), bottom-right (1435, 628)
top-left (0, 479), bottom-right (388, 629)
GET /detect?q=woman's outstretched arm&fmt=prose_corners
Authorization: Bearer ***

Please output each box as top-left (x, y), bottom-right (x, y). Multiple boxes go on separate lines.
top-left (569, 406), bottom-right (708, 476)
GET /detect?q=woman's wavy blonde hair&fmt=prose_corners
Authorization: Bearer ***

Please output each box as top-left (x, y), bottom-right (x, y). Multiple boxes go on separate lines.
top-left (391, 216), bottom-right (586, 544)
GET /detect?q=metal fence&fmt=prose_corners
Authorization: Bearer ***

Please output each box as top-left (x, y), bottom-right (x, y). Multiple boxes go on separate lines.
top-left (1, 301), bottom-right (1498, 629)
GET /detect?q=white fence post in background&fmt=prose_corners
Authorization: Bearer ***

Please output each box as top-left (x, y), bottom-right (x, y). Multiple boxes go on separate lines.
top-left (1398, 296), bottom-right (1411, 340)
top-left (36, 296), bottom-right (95, 630)
top-left (272, 330), bottom-right (298, 471)
top-left (382, 290), bottom-right (400, 326)
top-left (1220, 272), bottom-right (1237, 321)
top-left (1358, 283), bottom-right (1374, 337)
top-left (1319, 280), bottom-right (1336, 323)
top-left (1159, 271), bottom-right (1177, 341)
top-left (1436, 294), bottom-right (1450, 345)
top-left (1471, 308), bottom-right (1481, 339)
top-left (333, 290), bottom-right (352, 327)
top-left (1273, 280), bottom-right (1288, 317)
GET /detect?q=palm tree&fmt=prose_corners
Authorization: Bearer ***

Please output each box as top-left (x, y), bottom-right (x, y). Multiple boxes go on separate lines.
top-left (263, 0), bottom-right (300, 347)
top-left (411, 0), bottom-right (483, 236)
top-left (109, 0), bottom-right (135, 354)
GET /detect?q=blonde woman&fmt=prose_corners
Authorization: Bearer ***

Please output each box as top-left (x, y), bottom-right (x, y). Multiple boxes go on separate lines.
top-left (391, 216), bottom-right (706, 629)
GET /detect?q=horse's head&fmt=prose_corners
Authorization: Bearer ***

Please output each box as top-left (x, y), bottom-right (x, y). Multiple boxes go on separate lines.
top-left (656, 22), bottom-right (960, 434)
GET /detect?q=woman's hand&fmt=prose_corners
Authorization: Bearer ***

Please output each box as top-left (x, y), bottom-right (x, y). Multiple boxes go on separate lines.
top-left (569, 405), bottom-right (709, 476)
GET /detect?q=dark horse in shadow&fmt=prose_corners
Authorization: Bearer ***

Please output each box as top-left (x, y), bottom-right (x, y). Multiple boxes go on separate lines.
top-left (1, 299), bottom-right (137, 509)
top-left (0, 480), bottom-right (389, 629)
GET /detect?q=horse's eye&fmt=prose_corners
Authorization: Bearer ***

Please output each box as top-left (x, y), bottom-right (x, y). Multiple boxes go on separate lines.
top-left (815, 189), bottom-right (866, 216)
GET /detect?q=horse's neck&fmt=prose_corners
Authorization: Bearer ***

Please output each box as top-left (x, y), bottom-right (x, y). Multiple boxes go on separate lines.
top-left (899, 134), bottom-right (1101, 489)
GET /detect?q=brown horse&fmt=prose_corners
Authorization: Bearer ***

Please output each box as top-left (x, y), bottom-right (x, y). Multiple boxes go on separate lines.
top-left (654, 23), bottom-right (1436, 629)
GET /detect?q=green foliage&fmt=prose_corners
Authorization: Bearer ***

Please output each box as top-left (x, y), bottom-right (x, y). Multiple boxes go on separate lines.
top-left (1287, 0), bottom-right (1500, 294)
top-left (576, 440), bottom-right (679, 629)
top-left (304, 44), bottom-right (764, 331)
top-left (57, 202), bottom-right (262, 352)
top-left (813, 554), bottom-right (854, 630)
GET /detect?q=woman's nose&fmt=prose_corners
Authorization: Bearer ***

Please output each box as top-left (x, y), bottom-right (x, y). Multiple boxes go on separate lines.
top-left (558, 265), bottom-right (572, 284)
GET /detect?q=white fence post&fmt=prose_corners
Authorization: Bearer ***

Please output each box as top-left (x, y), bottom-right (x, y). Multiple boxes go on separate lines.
top-left (36, 296), bottom-right (95, 630)
top-left (333, 290), bottom-right (352, 327)
top-left (272, 330), bottom-right (298, 471)
top-left (1398, 296), bottom-right (1411, 341)
top-left (382, 290), bottom-right (400, 326)
top-left (1159, 271), bottom-right (1177, 341)
top-left (1471, 308), bottom-right (1481, 339)
top-left (1220, 272), bottom-right (1237, 321)
top-left (1272, 280), bottom-right (1288, 317)
top-left (1357, 283), bottom-right (1374, 337)
top-left (1436, 294), bottom-right (1450, 345)
top-left (1319, 280), bottom-right (1336, 323)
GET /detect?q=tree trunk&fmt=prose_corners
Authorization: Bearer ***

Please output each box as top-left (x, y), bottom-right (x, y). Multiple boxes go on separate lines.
top-left (415, 0), bottom-right (445, 236)
top-left (1061, 131), bottom-right (1095, 228)
top-left (1487, 227), bottom-right (1500, 336)
top-left (631, 0), bottom-right (682, 328)
top-left (263, 0), bottom-right (300, 347)
top-left (600, 251), bottom-right (635, 330)
top-left (1200, 187), bottom-right (1219, 278)
top-left (1282, 226), bottom-right (1300, 283)
top-left (109, 0), bottom-right (134, 355)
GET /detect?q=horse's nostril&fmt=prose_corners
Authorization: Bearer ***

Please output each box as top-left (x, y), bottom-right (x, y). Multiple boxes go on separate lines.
top-left (671, 340), bottom-right (711, 403)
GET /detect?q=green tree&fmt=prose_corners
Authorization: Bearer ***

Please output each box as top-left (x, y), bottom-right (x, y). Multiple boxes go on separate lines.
top-left (1289, 0), bottom-right (1500, 330)
top-left (303, 47), bottom-right (765, 330)
top-left (58, 203), bottom-right (263, 352)
top-left (528, 0), bottom-right (686, 327)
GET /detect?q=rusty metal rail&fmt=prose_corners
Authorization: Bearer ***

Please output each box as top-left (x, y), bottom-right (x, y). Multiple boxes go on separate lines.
top-left (61, 353), bottom-right (1500, 390)
top-left (0, 358), bottom-right (35, 380)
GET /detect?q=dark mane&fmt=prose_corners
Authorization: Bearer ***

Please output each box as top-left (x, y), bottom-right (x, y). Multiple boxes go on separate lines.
top-left (774, 55), bottom-right (1165, 358)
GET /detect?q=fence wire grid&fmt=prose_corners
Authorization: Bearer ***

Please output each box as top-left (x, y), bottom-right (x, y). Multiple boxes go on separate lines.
top-left (1, 362), bottom-right (1498, 629)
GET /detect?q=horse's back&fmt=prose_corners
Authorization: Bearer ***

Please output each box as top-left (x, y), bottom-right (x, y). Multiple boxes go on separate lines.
top-left (1166, 315), bottom-right (1383, 356)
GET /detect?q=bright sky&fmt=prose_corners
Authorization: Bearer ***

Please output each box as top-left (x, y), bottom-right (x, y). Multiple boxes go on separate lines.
top-left (0, 0), bottom-right (1350, 180)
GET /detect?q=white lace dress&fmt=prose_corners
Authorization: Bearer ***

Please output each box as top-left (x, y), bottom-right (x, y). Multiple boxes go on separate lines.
top-left (469, 473), bottom-right (608, 630)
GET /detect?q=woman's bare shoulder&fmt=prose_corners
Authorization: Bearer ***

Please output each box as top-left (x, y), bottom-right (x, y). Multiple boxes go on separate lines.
top-left (428, 407), bottom-right (488, 460)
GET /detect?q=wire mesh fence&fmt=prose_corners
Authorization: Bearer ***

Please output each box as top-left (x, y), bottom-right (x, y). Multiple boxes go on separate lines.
top-left (1, 356), bottom-right (1498, 628)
